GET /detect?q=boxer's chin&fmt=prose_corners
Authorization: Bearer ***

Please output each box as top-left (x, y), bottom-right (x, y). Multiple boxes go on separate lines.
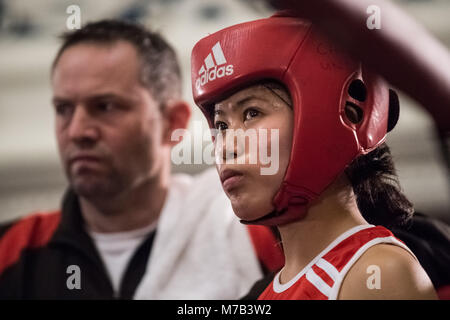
top-left (229, 192), bottom-right (275, 222)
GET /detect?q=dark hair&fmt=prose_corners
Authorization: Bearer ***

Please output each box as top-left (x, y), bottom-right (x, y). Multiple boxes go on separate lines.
top-left (52, 19), bottom-right (182, 105)
top-left (345, 143), bottom-right (414, 228)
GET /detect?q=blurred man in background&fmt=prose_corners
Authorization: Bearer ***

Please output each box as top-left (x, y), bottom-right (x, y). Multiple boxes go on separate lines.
top-left (0, 20), bottom-right (282, 299)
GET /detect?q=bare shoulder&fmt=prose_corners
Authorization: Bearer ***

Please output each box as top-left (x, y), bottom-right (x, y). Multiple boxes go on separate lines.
top-left (338, 243), bottom-right (437, 300)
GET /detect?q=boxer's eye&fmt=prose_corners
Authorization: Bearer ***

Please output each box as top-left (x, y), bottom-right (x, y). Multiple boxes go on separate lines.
top-left (244, 108), bottom-right (260, 121)
top-left (214, 121), bottom-right (228, 131)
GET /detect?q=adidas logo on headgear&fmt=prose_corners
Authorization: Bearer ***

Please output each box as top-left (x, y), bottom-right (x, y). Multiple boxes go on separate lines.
top-left (196, 41), bottom-right (234, 90)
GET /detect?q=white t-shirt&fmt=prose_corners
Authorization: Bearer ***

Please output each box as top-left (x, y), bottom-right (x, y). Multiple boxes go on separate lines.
top-left (88, 221), bottom-right (157, 295)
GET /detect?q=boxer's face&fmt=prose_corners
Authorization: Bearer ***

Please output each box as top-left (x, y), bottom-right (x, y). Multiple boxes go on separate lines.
top-left (52, 41), bottom-right (166, 199)
top-left (213, 84), bottom-right (293, 221)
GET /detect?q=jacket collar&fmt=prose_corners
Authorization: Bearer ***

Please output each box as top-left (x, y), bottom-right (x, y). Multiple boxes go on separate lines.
top-left (49, 189), bottom-right (105, 267)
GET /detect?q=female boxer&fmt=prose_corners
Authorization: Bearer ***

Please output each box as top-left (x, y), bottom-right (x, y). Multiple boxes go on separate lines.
top-left (191, 13), bottom-right (437, 299)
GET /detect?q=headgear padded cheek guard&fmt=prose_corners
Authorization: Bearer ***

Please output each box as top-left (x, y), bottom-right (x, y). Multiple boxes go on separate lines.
top-left (191, 13), bottom-right (398, 226)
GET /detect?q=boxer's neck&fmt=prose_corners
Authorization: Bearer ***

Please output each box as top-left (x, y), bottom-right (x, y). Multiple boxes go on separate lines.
top-left (277, 174), bottom-right (368, 284)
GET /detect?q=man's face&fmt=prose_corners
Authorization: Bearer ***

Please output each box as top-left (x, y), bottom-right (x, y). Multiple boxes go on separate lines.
top-left (52, 41), bottom-right (166, 199)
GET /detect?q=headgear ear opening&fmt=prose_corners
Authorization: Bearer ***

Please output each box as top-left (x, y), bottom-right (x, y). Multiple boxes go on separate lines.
top-left (388, 89), bottom-right (400, 132)
top-left (348, 79), bottom-right (367, 102)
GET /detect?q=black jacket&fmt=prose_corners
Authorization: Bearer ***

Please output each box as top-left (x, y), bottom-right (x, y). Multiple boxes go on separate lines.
top-left (0, 190), bottom-right (155, 299)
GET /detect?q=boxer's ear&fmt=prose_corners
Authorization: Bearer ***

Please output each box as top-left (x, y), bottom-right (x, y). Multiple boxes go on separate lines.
top-left (161, 100), bottom-right (191, 146)
top-left (387, 89), bottom-right (400, 132)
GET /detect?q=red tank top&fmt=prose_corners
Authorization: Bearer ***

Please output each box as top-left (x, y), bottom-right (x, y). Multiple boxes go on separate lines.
top-left (258, 224), bottom-right (415, 300)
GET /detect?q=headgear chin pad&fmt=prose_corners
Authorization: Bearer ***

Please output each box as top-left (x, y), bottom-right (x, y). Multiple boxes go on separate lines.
top-left (191, 13), bottom-right (395, 226)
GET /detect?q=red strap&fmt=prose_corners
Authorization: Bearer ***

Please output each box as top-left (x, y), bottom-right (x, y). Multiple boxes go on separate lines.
top-left (437, 285), bottom-right (450, 300)
top-left (0, 211), bottom-right (61, 275)
top-left (246, 225), bottom-right (284, 272)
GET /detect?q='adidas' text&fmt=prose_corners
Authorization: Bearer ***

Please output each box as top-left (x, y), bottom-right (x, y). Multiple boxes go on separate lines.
top-left (196, 41), bottom-right (234, 90)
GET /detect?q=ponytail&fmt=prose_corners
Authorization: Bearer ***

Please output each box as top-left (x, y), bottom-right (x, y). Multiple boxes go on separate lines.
top-left (345, 143), bottom-right (414, 228)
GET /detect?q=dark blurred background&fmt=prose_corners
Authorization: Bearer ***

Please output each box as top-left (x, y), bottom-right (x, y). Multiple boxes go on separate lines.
top-left (0, 0), bottom-right (449, 223)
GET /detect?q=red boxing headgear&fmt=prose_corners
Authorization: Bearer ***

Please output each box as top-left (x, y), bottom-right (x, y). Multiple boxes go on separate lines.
top-left (191, 13), bottom-right (398, 226)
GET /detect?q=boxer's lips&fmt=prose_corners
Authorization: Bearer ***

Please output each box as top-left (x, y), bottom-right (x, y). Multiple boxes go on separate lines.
top-left (220, 169), bottom-right (244, 192)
